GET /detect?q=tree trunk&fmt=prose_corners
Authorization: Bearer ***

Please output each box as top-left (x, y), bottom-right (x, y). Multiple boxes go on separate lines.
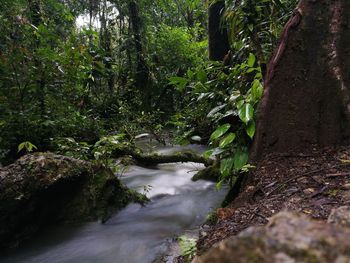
top-left (208, 0), bottom-right (230, 61)
top-left (251, 0), bottom-right (350, 161)
top-left (128, 1), bottom-right (152, 111)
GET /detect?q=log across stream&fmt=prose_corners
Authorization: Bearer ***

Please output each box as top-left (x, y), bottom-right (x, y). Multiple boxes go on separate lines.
top-left (1, 143), bottom-right (227, 263)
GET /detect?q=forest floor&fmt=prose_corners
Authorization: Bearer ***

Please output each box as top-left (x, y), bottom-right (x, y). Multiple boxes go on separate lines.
top-left (197, 145), bottom-right (350, 254)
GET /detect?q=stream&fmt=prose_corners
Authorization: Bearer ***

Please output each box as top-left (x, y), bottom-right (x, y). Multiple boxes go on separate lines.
top-left (1, 143), bottom-right (227, 263)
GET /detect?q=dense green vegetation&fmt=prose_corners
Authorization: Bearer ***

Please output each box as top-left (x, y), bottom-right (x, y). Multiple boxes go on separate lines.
top-left (0, 0), bottom-right (297, 184)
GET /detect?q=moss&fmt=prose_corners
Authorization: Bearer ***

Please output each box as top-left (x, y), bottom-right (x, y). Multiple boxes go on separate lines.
top-left (326, 189), bottom-right (338, 198)
top-left (0, 152), bottom-right (147, 249)
top-left (192, 165), bottom-right (219, 182)
top-left (205, 211), bottom-right (218, 225)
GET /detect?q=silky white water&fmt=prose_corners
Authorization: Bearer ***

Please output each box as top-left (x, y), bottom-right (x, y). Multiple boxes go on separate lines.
top-left (1, 144), bottom-right (227, 263)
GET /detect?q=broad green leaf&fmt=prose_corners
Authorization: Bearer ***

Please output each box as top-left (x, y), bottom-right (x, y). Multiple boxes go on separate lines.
top-left (251, 79), bottom-right (263, 101)
top-left (238, 103), bottom-right (254, 124)
top-left (248, 53), bottom-right (256, 67)
top-left (219, 133), bottom-right (236, 148)
top-left (210, 124), bottom-right (231, 141)
top-left (220, 157), bottom-right (235, 178)
top-left (236, 99), bottom-right (245, 109)
top-left (233, 149), bottom-right (249, 171)
top-left (18, 143), bottom-right (25, 153)
top-left (246, 121), bottom-right (256, 139)
top-left (168, 76), bottom-right (188, 91)
top-left (246, 67), bottom-right (256, 73)
top-left (18, 141), bottom-right (37, 153)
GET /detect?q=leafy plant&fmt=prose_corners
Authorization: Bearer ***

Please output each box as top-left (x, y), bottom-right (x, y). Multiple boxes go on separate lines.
top-left (170, 54), bottom-right (262, 186)
top-left (92, 134), bottom-right (133, 171)
top-left (18, 142), bottom-right (38, 154)
top-left (53, 137), bottom-right (92, 160)
top-left (225, 0), bottom-right (298, 64)
top-left (178, 235), bottom-right (197, 262)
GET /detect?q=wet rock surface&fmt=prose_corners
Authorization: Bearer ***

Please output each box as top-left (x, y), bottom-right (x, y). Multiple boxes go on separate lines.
top-left (197, 147), bottom-right (350, 253)
top-left (0, 152), bottom-right (144, 249)
top-left (328, 206), bottom-right (350, 228)
top-left (195, 210), bottom-right (350, 263)
top-left (192, 146), bottom-right (350, 263)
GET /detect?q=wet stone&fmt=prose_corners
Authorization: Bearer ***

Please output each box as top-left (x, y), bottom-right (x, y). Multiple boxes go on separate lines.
top-left (328, 206), bottom-right (350, 228)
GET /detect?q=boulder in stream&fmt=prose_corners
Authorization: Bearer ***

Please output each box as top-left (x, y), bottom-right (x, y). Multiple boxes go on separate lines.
top-left (0, 152), bottom-right (145, 249)
top-left (195, 210), bottom-right (350, 263)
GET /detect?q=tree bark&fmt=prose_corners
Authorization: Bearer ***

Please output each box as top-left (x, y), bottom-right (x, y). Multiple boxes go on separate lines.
top-left (208, 0), bottom-right (230, 61)
top-left (251, 0), bottom-right (350, 161)
top-left (128, 1), bottom-right (152, 111)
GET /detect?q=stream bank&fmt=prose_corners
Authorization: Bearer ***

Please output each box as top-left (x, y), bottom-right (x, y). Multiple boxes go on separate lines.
top-left (0, 143), bottom-right (228, 263)
top-left (195, 146), bottom-right (350, 262)
top-left (0, 152), bottom-right (145, 249)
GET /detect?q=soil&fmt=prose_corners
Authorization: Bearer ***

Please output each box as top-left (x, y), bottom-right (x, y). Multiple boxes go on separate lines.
top-left (197, 145), bottom-right (350, 254)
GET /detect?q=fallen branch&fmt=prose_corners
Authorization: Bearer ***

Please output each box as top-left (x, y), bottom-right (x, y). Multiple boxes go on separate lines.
top-left (112, 147), bottom-right (213, 167)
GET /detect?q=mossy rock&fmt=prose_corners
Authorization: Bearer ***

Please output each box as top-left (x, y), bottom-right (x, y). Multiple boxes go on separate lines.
top-left (195, 212), bottom-right (350, 263)
top-left (192, 165), bottom-right (219, 182)
top-left (0, 152), bottom-right (146, 249)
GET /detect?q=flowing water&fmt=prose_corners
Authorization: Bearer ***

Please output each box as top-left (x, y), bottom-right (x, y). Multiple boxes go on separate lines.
top-left (1, 143), bottom-right (227, 263)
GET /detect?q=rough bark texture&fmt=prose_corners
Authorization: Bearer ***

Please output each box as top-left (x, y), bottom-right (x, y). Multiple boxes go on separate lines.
top-left (208, 1), bottom-right (230, 61)
top-left (252, 0), bottom-right (350, 160)
top-left (0, 153), bottom-right (145, 249)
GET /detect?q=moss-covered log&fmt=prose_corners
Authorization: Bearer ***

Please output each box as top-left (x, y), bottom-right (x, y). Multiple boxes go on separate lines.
top-left (112, 147), bottom-right (213, 167)
top-left (0, 152), bottom-right (146, 249)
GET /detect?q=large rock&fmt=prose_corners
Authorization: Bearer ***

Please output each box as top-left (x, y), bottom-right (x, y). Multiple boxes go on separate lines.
top-left (195, 211), bottom-right (350, 263)
top-left (328, 206), bottom-right (350, 228)
top-left (0, 152), bottom-right (145, 249)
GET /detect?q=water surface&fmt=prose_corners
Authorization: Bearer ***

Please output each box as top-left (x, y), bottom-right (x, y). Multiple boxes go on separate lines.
top-left (1, 144), bottom-right (227, 263)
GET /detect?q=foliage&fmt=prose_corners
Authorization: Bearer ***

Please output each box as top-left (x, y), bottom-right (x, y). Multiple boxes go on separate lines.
top-left (53, 134), bottom-right (133, 172)
top-left (0, 0), bottom-right (298, 175)
top-left (170, 53), bottom-right (262, 185)
top-left (225, 0), bottom-right (298, 64)
top-left (18, 141), bottom-right (37, 154)
top-left (0, 0), bottom-right (207, 164)
top-left (178, 235), bottom-right (197, 262)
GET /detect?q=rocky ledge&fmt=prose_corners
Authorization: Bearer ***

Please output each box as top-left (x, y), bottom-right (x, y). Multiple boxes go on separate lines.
top-left (195, 207), bottom-right (350, 263)
top-left (0, 152), bottom-right (146, 249)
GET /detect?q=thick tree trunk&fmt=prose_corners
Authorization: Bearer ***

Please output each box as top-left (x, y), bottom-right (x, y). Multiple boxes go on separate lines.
top-left (208, 1), bottom-right (230, 61)
top-left (251, 0), bottom-right (350, 161)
